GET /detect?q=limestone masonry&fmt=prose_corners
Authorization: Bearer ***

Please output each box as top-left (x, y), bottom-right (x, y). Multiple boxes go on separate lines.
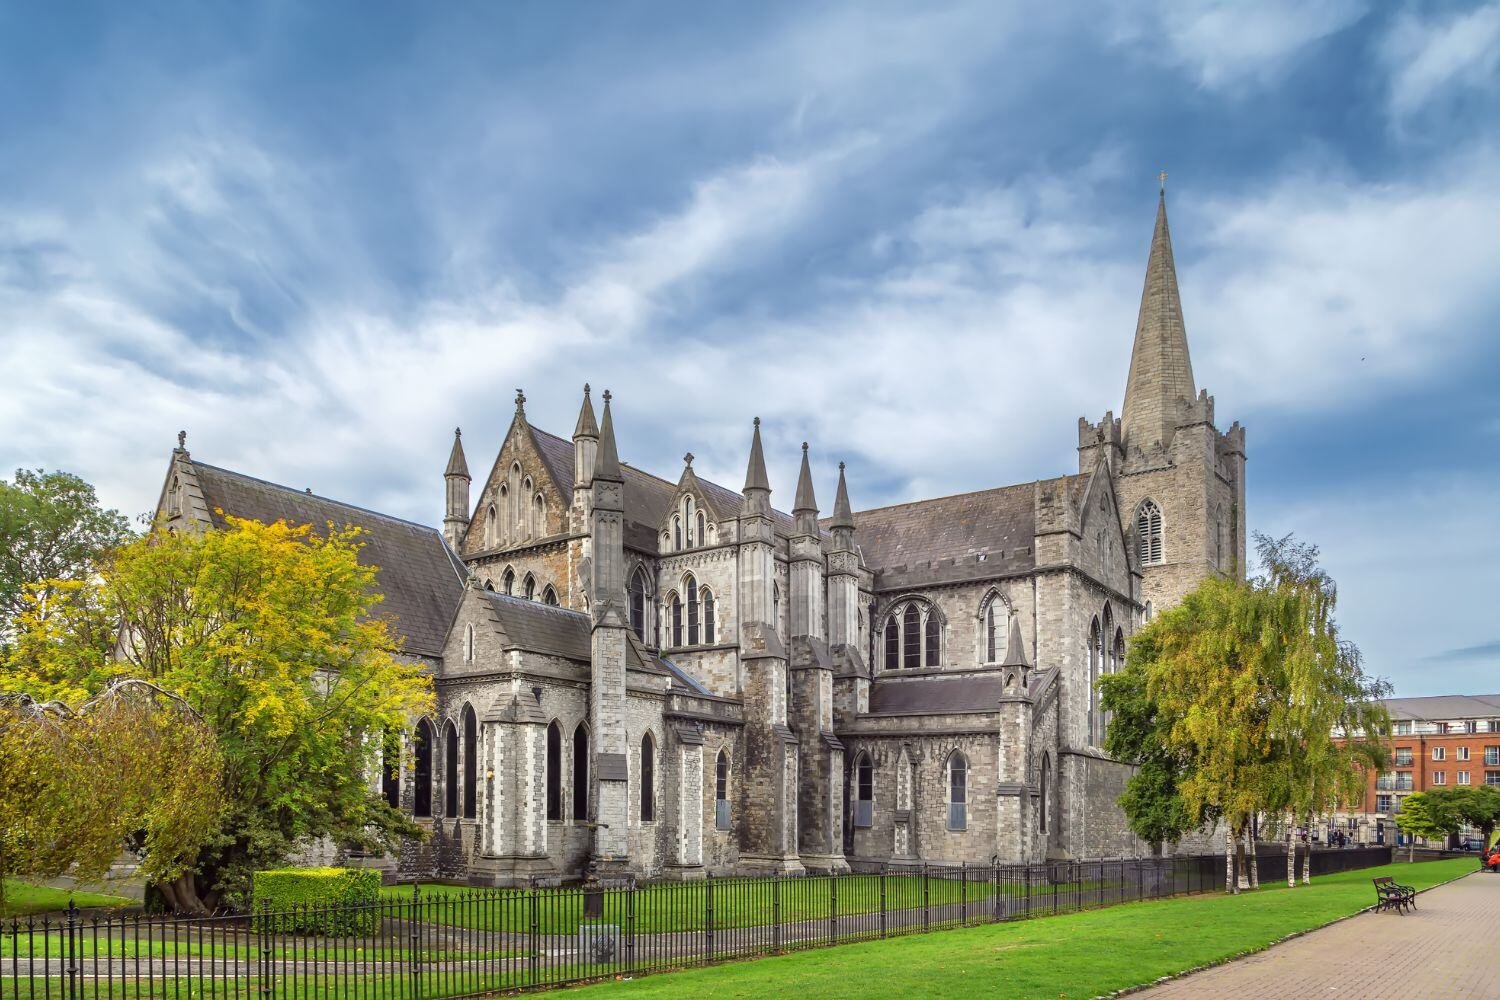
top-left (155, 191), bottom-right (1246, 883)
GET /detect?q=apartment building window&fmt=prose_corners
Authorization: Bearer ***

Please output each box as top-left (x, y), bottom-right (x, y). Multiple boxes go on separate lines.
top-left (1434, 722), bottom-right (1450, 735)
top-left (1376, 794), bottom-right (1393, 813)
top-left (1487, 771), bottom-right (1500, 787)
top-left (1458, 746), bottom-right (1471, 761)
top-left (1486, 746), bottom-right (1500, 767)
top-left (1463, 720), bottom-right (1478, 734)
top-left (1488, 720), bottom-right (1500, 733)
top-left (1393, 721), bottom-right (1412, 735)
top-left (1394, 748), bottom-right (1413, 766)
top-left (1458, 771), bottom-right (1471, 785)
top-left (1432, 770), bottom-right (1446, 785)
top-left (1432, 746), bottom-right (1445, 762)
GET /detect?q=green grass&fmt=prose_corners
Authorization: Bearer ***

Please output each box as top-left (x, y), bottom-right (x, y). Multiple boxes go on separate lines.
top-left (1, 881), bottom-right (133, 919)
top-left (380, 874), bottom-right (1006, 935)
top-left (554, 859), bottom-right (1476, 999)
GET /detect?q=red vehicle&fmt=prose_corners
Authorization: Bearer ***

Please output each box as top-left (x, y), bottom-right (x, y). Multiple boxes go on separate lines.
top-left (1485, 847), bottom-right (1500, 873)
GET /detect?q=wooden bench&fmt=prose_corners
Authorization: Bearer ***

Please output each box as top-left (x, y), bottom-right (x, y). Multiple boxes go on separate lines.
top-left (1372, 876), bottom-right (1416, 914)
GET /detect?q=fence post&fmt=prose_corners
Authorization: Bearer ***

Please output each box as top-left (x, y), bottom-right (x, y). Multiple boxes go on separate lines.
top-left (960, 863), bottom-right (967, 925)
top-left (259, 900), bottom-right (274, 1000)
top-left (922, 865), bottom-right (930, 933)
top-left (992, 865), bottom-right (1001, 922)
top-left (65, 899), bottom-right (79, 1000)
top-left (704, 876), bottom-right (715, 962)
top-left (625, 883), bottom-right (636, 977)
top-left (772, 875), bottom-right (782, 953)
top-left (528, 886), bottom-right (539, 986)
top-left (828, 875), bottom-right (837, 944)
top-left (409, 883), bottom-right (421, 999)
top-left (879, 869), bottom-right (887, 938)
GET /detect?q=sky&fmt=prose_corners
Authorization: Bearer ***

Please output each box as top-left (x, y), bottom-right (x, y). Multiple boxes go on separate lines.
top-left (2, 1), bottom-right (1498, 697)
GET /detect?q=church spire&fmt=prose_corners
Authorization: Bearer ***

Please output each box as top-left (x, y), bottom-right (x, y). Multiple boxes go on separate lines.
top-left (442, 428), bottom-right (471, 550)
top-left (793, 442), bottom-right (819, 537)
top-left (743, 417), bottom-right (770, 494)
top-left (444, 427), bottom-right (469, 479)
top-left (829, 461), bottom-right (854, 531)
top-left (595, 390), bottom-right (622, 483)
top-left (573, 383), bottom-right (598, 439)
top-left (1121, 188), bottom-right (1196, 453)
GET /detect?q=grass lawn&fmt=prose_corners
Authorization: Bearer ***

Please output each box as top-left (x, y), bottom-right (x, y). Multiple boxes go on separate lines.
top-left (1, 881), bottom-right (133, 919)
top-left (554, 858), bottom-right (1475, 999)
top-left (380, 874), bottom-right (1006, 935)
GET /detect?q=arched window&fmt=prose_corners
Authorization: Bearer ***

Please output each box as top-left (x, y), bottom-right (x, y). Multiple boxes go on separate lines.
top-left (1136, 500), bottom-right (1163, 566)
top-left (673, 515), bottom-right (682, 551)
top-left (486, 503), bottom-right (498, 547)
top-left (1103, 604), bottom-right (1114, 671)
top-left (463, 624), bottom-right (475, 663)
top-left (462, 705), bottom-right (477, 819)
top-left (902, 604), bottom-right (921, 669)
top-left (884, 617), bottom-right (899, 670)
top-left (542, 585), bottom-right (558, 606)
top-left (524, 574), bottom-right (536, 601)
top-left (669, 593), bottom-right (683, 647)
top-left (684, 498), bottom-right (694, 546)
top-left (413, 719), bottom-right (433, 817)
top-left (534, 493), bottom-right (545, 538)
top-left (686, 575), bottom-right (699, 645)
top-left (381, 729), bottom-right (401, 809)
top-left (924, 613), bottom-right (941, 667)
top-left (502, 568), bottom-right (515, 595)
top-left (629, 569), bottom-right (647, 640)
top-left (702, 588), bottom-right (715, 644)
top-left (947, 751), bottom-right (968, 831)
top-left (443, 721), bottom-right (459, 817)
top-left (696, 511), bottom-right (706, 547)
top-left (773, 584), bottom-right (782, 633)
top-left (545, 721), bottom-right (562, 821)
top-left (1039, 753), bottom-right (1050, 834)
top-left (853, 753), bottom-right (873, 828)
top-left (714, 749), bottom-right (731, 830)
top-left (1144, 600), bottom-right (1154, 622)
top-left (640, 732), bottom-right (656, 822)
top-left (1088, 617), bottom-right (1102, 746)
top-left (521, 477), bottom-right (534, 538)
top-left (985, 602), bottom-right (999, 663)
top-left (572, 724), bottom-right (589, 822)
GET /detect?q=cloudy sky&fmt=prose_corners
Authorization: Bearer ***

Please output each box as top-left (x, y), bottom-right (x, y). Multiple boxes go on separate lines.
top-left (2, 1), bottom-right (1497, 696)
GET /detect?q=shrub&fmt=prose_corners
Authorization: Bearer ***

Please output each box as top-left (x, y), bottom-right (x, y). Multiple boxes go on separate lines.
top-left (251, 867), bottom-right (381, 935)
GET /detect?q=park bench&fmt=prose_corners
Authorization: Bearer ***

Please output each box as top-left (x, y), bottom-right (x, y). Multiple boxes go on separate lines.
top-left (1372, 876), bottom-right (1416, 914)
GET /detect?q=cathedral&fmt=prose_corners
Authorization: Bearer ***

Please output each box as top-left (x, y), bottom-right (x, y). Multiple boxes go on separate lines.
top-left (155, 191), bottom-right (1245, 883)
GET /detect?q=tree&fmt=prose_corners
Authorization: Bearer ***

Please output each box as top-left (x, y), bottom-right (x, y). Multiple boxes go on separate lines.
top-left (1428, 786), bottom-right (1500, 851)
top-left (4, 515), bottom-right (434, 913)
top-left (0, 680), bottom-right (221, 911)
top-left (0, 469), bottom-right (133, 646)
top-left (1101, 636), bottom-right (1215, 854)
top-left (1394, 792), bottom-right (1457, 862)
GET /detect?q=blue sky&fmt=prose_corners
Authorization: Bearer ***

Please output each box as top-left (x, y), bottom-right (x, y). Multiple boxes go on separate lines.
top-left (2, 1), bottom-right (1498, 696)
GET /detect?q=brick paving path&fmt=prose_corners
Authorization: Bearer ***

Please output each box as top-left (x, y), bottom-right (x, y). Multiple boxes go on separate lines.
top-left (1135, 872), bottom-right (1499, 998)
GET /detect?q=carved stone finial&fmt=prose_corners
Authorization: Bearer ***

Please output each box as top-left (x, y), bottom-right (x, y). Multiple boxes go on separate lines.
top-left (583, 382), bottom-right (591, 395)
top-left (1158, 169), bottom-right (1168, 191)
top-left (839, 461), bottom-right (846, 471)
top-left (802, 441), bottom-right (809, 452)
top-left (753, 416), bottom-right (760, 427)
top-left (454, 427), bottom-right (461, 437)
top-left (176, 430), bottom-right (187, 450)
top-left (684, 452), bottom-right (694, 467)
top-left (515, 389), bottom-right (526, 411)
top-left (603, 389), bottom-right (612, 403)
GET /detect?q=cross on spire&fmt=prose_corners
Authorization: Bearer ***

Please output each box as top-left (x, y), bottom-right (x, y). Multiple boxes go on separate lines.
top-left (683, 452), bottom-right (694, 468)
top-left (1158, 169), bottom-right (1168, 192)
top-left (514, 388), bottom-right (526, 412)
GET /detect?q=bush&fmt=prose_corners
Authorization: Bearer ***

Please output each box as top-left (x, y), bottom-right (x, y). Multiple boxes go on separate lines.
top-left (251, 867), bottom-right (381, 935)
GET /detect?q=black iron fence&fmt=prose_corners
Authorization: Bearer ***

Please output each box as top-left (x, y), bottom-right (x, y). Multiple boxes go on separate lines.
top-left (2, 847), bottom-right (1392, 1000)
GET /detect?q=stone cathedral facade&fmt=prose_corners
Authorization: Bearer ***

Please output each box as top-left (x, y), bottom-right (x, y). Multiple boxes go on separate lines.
top-left (155, 193), bottom-right (1245, 883)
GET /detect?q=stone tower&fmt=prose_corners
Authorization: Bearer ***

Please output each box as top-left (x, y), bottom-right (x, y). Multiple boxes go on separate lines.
top-left (587, 391), bottom-right (633, 875)
top-left (1078, 189), bottom-right (1247, 615)
top-left (442, 428), bottom-right (470, 550)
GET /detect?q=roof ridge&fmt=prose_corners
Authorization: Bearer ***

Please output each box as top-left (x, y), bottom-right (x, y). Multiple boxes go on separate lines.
top-left (192, 461), bottom-right (442, 535)
top-left (481, 589), bottom-right (590, 621)
top-left (847, 478), bottom-right (1050, 519)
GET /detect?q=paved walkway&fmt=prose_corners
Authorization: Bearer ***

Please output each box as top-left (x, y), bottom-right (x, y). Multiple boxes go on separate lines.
top-left (1135, 872), bottom-right (1499, 998)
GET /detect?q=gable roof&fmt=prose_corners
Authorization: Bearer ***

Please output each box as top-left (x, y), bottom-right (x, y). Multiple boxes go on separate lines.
top-left (1383, 693), bottom-right (1500, 721)
top-left (188, 461), bottom-right (466, 658)
top-left (478, 589), bottom-right (658, 672)
top-left (843, 482), bottom-right (1037, 584)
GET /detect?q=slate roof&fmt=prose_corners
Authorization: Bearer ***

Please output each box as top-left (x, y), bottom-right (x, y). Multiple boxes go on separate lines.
top-left (844, 482), bottom-right (1038, 582)
top-left (867, 675), bottom-right (1005, 716)
top-left (1383, 693), bottom-right (1500, 721)
top-left (190, 462), bottom-right (466, 658)
top-left (477, 590), bottom-right (649, 670)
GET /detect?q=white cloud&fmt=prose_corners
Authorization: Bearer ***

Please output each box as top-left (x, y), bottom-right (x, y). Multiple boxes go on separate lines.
top-left (1381, 3), bottom-right (1500, 122)
top-left (1114, 0), bottom-right (1369, 90)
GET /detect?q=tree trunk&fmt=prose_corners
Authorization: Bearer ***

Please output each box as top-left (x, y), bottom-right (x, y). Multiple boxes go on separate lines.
top-left (1301, 812), bottom-right (1312, 884)
top-left (1287, 820), bottom-right (1296, 887)
top-left (1248, 825), bottom-right (1260, 889)
top-left (1408, 840), bottom-right (1415, 863)
top-left (1225, 822), bottom-right (1237, 894)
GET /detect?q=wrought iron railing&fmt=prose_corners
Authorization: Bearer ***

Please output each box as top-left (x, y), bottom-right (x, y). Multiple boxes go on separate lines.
top-left (1, 847), bottom-right (1392, 1000)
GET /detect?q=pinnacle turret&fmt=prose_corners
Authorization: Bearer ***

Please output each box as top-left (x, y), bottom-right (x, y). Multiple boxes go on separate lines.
top-left (595, 390), bottom-right (622, 483)
top-left (743, 417), bottom-right (770, 495)
top-left (1000, 616), bottom-right (1029, 669)
top-left (830, 461), bottom-right (854, 531)
top-left (1120, 190), bottom-right (1196, 453)
top-left (444, 427), bottom-right (470, 479)
top-left (793, 443), bottom-right (818, 512)
top-left (573, 383), bottom-right (598, 439)
top-left (442, 427), bottom-right (471, 549)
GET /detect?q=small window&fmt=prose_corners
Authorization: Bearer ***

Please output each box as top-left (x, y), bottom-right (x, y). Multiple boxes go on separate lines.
top-left (640, 733), bottom-right (656, 822)
top-left (853, 754), bottom-right (873, 828)
top-left (902, 604), bottom-right (921, 669)
top-left (714, 750), bottom-right (731, 830)
top-left (572, 724), bottom-right (589, 822)
top-left (947, 752), bottom-right (968, 831)
top-left (696, 511), bottom-right (706, 547)
top-left (1433, 770), bottom-right (1446, 785)
top-left (381, 729), bottom-right (401, 809)
top-left (1458, 770), bottom-right (1471, 785)
top-left (524, 574), bottom-right (536, 601)
top-left (413, 719), bottom-right (433, 818)
top-left (502, 568), bottom-right (515, 595)
top-left (629, 570), bottom-right (647, 640)
top-left (673, 515), bottom-right (682, 551)
top-left (1433, 746), bottom-right (1445, 761)
top-left (546, 721), bottom-right (562, 821)
top-left (462, 705), bottom-right (478, 820)
top-left (884, 619), bottom-right (899, 670)
top-left (463, 624), bottom-right (475, 663)
top-left (702, 588), bottom-right (716, 644)
top-left (1458, 746), bottom-right (1471, 761)
top-left (686, 575), bottom-right (699, 645)
top-left (924, 613), bottom-right (941, 667)
top-left (1038, 753), bottom-right (1050, 834)
top-left (670, 594), bottom-right (683, 647)
top-left (443, 721), bottom-right (459, 817)
top-left (542, 585), bottom-right (558, 606)
top-left (985, 602), bottom-right (998, 663)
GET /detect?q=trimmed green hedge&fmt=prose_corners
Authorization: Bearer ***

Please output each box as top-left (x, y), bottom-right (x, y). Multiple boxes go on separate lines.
top-left (252, 867), bottom-right (382, 936)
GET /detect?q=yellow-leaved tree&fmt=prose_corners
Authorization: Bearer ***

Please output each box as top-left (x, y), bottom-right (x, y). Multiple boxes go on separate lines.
top-left (4, 515), bottom-right (434, 913)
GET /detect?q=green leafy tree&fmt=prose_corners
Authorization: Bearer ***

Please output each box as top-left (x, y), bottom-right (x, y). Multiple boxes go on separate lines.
top-left (0, 469), bottom-right (133, 647)
top-left (0, 681), bottom-right (221, 911)
top-left (1427, 786), bottom-right (1500, 851)
top-left (1394, 791), bottom-right (1458, 862)
top-left (4, 515), bottom-right (434, 913)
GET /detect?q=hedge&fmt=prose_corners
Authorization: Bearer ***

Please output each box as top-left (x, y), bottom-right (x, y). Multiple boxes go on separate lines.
top-left (251, 867), bottom-right (382, 936)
